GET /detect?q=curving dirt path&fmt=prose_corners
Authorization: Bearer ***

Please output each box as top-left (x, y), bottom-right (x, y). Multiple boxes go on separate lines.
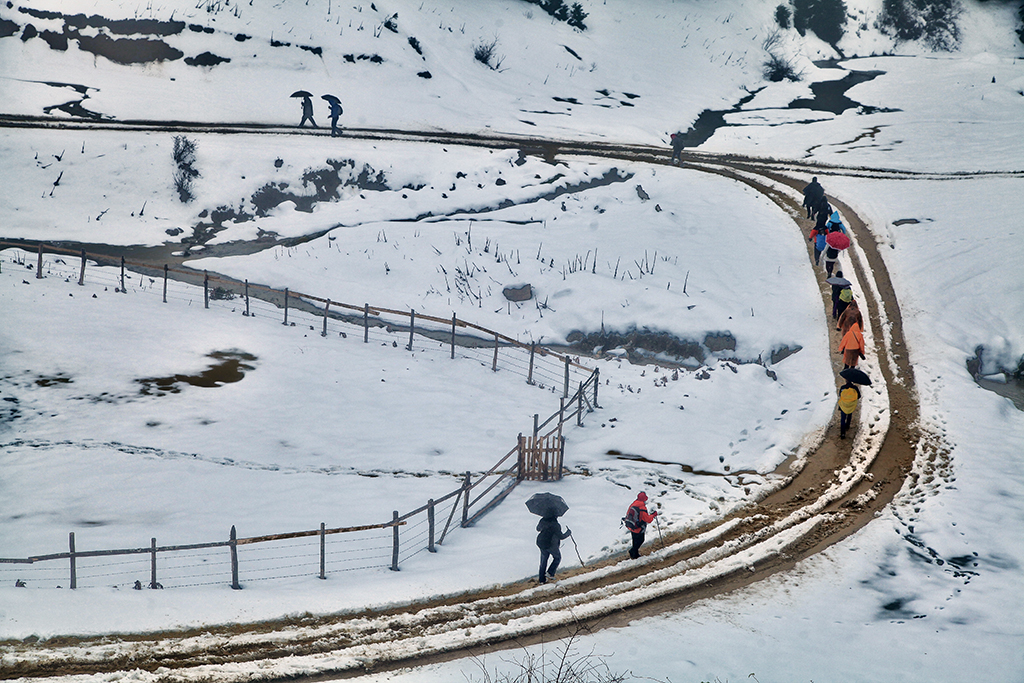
top-left (0, 118), bottom-right (936, 682)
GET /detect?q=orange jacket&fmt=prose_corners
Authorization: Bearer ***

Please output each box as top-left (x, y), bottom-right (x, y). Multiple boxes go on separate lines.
top-left (838, 322), bottom-right (864, 354)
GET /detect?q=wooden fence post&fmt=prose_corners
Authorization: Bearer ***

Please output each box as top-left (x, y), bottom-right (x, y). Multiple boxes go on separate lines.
top-left (593, 368), bottom-right (600, 408)
top-left (563, 356), bottom-right (570, 398)
top-left (203, 271), bottom-right (209, 309)
top-left (407, 309), bottom-right (416, 351)
top-left (558, 435), bottom-right (565, 479)
top-left (36, 243), bottom-right (43, 279)
top-left (492, 333), bottom-right (499, 371)
top-left (230, 525), bottom-right (240, 589)
top-left (282, 289), bottom-right (289, 325)
top-left (559, 396), bottom-right (565, 427)
top-left (461, 471), bottom-right (471, 527)
top-left (517, 433), bottom-right (525, 481)
top-left (363, 303), bottom-right (369, 343)
top-left (577, 381), bottom-right (584, 426)
top-left (527, 343), bottom-right (536, 385)
top-left (390, 511), bottom-right (400, 571)
top-left (428, 499), bottom-right (436, 553)
top-left (533, 413), bottom-right (539, 441)
top-left (150, 537), bottom-right (158, 589)
top-left (322, 299), bottom-right (331, 337)
top-left (319, 522), bottom-right (326, 579)
top-left (78, 248), bottom-right (86, 286)
top-left (162, 264), bottom-right (168, 303)
top-left (119, 256), bottom-right (126, 292)
top-left (69, 532), bottom-right (76, 589)
top-left (450, 315), bottom-right (456, 359)
top-left (244, 280), bottom-right (250, 316)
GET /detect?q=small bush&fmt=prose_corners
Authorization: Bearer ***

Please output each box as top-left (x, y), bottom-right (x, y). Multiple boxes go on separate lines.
top-left (1018, 0), bottom-right (1024, 45)
top-left (763, 52), bottom-right (802, 81)
top-left (408, 35), bottom-right (422, 55)
top-left (474, 37), bottom-right (504, 70)
top-left (522, 0), bottom-right (588, 31)
top-left (793, 0), bottom-right (847, 45)
top-left (172, 135), bottom-right (199, 204)
top-left (877, 0), bottom-right (963, 50)
top-left (775, 4), bottom-right (792, 28)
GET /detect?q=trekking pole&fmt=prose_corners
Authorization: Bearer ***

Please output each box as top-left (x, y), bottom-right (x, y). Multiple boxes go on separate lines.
top-left (569, 533), bottom-right (585, 567)
top-left (655, 515), bottom-right (665, 549)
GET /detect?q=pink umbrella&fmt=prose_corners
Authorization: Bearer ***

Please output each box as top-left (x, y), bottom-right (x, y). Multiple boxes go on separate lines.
top-left (826, 231), bottom-right (851, 250)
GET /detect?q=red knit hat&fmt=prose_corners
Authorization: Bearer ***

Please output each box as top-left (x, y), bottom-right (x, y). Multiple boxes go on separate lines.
top-left (637, 491), bottom-right (648, 501)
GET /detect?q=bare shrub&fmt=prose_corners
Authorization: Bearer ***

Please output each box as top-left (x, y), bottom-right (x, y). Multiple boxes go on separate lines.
top-left (474, 37), bottom-right (504, 70)
top-left (172, 135), bottom-right (199, 204)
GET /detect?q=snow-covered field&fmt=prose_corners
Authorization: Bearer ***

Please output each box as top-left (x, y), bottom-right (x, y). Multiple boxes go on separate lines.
top-left (1, 0), bottom-right (1023, 680)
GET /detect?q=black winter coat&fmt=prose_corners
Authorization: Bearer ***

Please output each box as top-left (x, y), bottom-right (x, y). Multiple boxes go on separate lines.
top-left (536, 517), bottom-right (569, 551)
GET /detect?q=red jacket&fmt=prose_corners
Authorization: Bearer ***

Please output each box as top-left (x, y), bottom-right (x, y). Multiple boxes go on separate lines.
top-left (624, 499), bottom-right (657, 532)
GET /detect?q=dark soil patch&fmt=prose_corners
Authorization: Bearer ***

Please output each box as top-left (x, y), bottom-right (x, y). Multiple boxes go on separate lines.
top-left (136, 351), bottom-right (256, 396)
top-left (185, 51), bottom-right (230, 67)
top-left (1, 17), bottom-right (20, 38)
top-left (71, 30), bottom-right (182, 65)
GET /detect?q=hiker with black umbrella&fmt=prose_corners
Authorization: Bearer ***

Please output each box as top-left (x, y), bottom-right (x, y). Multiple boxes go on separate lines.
top-left (526, 492), bottom-right (573, 584)
top-left (291, 90), bottom-right (317, 128)
top-left (838, 368), bottom-right (871, 439)
top-left (322, 94), bottom-right (343, 137)
top-left (623, 491), bottom-right (658, 559)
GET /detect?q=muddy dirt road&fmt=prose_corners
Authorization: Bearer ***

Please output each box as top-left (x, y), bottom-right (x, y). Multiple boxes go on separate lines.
top-left (0, 117), bottom-right (937, 682)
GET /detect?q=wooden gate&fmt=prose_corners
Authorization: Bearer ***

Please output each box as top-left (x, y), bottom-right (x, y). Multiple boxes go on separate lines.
top-left (517, 433), bottom-right (564, 481)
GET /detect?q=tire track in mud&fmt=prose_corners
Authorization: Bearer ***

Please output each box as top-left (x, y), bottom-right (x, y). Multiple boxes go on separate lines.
top-left (0, 118), bottom-right (936, 682)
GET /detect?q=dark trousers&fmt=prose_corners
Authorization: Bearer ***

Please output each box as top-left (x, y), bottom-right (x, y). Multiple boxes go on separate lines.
top-left (813, 246), bottom-right (823, 265)
top-left (629, 530), bottom-right (646, 559)
top-left (330, 116), bottom-right (341, 137)
top-left (831, 299), bottom-right (847, 321)
top-left (840, 410), bottom-right (852, 437)
top-left (539, 546), bottom-right (561, 582)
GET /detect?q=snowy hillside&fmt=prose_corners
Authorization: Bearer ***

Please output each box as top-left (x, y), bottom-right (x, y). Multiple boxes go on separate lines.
top-left (2, 1), bottom-right (1024, 682)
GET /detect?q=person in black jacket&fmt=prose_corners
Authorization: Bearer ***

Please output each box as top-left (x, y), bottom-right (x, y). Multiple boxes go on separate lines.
top-left (536, 516), bottom-right (572, 583)
top-left (803, 177), bottom-right (825, 218)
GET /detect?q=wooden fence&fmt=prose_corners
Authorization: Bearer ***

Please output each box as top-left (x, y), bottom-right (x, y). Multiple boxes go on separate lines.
top-left (0, 241), bottom-right (595, 396)
top-left (0, 243), bottom-right (603, 590)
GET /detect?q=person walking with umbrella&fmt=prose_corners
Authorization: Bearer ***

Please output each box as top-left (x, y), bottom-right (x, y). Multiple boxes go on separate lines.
top-left (291, 90), bottom-right (317, 128)
top-left (837, 378), bottom-right (861, 439)
top-left (828, 271), bottom-right (850, 320)
top-left (623, 491), bottom-right (658, 559)
top-left (322, 94), bottom-right (343, 137)
top-left (526, 492), bottom-right (572, 584)
top-left (837, 368), bottom-right (870, 439)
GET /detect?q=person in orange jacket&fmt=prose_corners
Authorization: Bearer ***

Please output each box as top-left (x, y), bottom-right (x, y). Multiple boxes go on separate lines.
top-left (837, 299), bottom-right (863, 336)
top-left (838, 321), bottom-right (865, 369)
top-left (623, 491), bottom-right (658, 559)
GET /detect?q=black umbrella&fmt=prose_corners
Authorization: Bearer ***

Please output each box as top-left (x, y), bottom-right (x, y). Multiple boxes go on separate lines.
top-left (290, 90), bottom-right (313, 98)
top-left (840, 367), bottom-right (872, 385)
top-left (321, 94), bottom-right (341, 104)
top-left (526, 492), bottom-right (568, 518)
top-left (826, 276), bottom-right (852, 287)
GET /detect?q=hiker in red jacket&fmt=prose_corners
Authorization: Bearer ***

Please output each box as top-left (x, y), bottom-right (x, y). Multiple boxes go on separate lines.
top-left (624, 491), bottom-right (658, 559)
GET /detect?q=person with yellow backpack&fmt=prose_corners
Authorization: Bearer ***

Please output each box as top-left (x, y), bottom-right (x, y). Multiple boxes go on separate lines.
top-left (837, 380), bottom-right (861, 439)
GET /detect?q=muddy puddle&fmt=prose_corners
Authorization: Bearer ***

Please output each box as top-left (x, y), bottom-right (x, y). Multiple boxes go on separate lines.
top-left (136, 351), bottom-right (256, 396)
top-left (967, 346), bottom-right (1024, 411)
